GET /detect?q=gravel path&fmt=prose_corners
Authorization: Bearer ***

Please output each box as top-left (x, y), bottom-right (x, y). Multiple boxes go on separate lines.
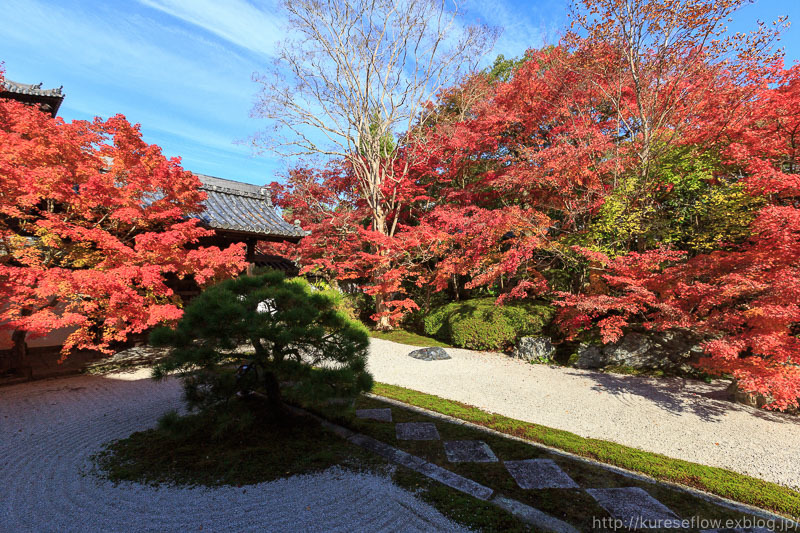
top-left (0, 371), bottom-right (468, 533)
top-left (367, 338), bottom-right (800, 490)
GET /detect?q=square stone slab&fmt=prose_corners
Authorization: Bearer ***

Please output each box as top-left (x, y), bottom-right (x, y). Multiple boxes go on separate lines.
top-left (395, 422), bottom-right (440, 441)
top-left (355, 408), bottom-right (392, 422)
top-left (444, 440), bottom-right (498, 463)
top-left (587, 487), bottom-right (678, 527)
top-left (503, 459), bottom-right (580, 489)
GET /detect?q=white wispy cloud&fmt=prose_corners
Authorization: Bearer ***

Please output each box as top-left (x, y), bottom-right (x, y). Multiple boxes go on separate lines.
top-left (464, 0), bottom-right (567, 62)
top-left (2, 0), bottom-right (255, 104)
top-left (1, 0), bottom-right (284, 182)
top-left (138, 0), bottom-right (284, 56)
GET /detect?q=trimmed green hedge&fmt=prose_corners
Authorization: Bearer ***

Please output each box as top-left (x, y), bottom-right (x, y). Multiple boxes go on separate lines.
top-left (423, 298), bottom-right (554, 351)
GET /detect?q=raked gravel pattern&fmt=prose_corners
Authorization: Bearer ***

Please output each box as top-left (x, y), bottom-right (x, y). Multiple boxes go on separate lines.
top-left (0, 370), bottom-right (469, 533)
top-left (367, 338), bottom-right (800, 490)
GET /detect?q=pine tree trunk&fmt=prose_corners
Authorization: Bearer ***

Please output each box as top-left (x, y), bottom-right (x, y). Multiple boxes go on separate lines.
top-left (263, 369), bottom-right (288, 421)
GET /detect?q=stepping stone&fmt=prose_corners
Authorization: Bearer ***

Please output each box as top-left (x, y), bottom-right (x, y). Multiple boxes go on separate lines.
top-left (408, 347), bottom-right (451, 361)
top-left (396, 422), bottom-right (440, 440)
top-left (355, 408), bottom-right (392, 422)
top-left (504, 459), bottom-right (580, 489)
top-left (587, 487), bottom-right (678, 528)
top-left (444, 440), bottom-right (498, 463)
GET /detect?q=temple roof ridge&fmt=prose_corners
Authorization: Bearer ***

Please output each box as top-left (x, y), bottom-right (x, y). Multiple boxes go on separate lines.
top-left (2, 79), bottom-right (64, 98)
top-left (195, 174), bottom-right (306, 240)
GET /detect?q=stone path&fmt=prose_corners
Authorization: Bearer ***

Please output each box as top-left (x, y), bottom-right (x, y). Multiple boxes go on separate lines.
top-left (443, 440), bottom-right (498, 463)
top-left (586, 487), bottom-right (679, 525)
top-left (504, 458), bottom-right (580, 490)
top-left (395, 421), bottom-right (440, 440)
top-left (355, 408), bottom-right (393, 422)
top-left (367, 338), bottom-right (800, 490)
top-left (355, 405), bottom-right (795, 532)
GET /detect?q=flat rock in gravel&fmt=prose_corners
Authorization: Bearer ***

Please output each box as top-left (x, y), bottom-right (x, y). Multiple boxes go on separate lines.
top-left (513, 337), bottom-right (556, 363)
top-left (444, 440), bottom-right (498, 463)
top-left (587, 487), bottom-right (678, 526)
top-left (355, 408), bottom-right (392, 422)
top-left (504, 459), bottom-right (579, 489)
top-left (408, 347), bottom-right (451, 361)
top-left (396, 422), bottom-right (440, 441)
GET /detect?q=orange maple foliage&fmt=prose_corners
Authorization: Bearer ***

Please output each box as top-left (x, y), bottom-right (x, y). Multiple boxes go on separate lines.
top-left (0, 71), bottom-right (247, 358)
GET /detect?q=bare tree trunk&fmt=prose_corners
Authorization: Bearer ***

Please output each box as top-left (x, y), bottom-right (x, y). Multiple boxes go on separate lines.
top-left (374, 293), bottom-right (392, 330)
top-left (251, 0), bottom-right (496, 327)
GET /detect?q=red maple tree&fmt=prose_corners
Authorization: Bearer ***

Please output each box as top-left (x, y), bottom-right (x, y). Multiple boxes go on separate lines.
top-left (0, 74), bottom-right (247, 368)
top-left (263, 162), bottom-right (424, 325)
top-left (557, 64), bottom-right (800, 410)
top-left (405, 47), bottom-right (618, 300)
top-left (259, 1), bottom-right (798, 410)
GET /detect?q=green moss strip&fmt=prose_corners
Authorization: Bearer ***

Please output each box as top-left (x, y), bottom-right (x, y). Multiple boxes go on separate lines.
top-left (372, 382), bottom-right (800, 519)
top-left (368, 329), bottom-right (453, 348)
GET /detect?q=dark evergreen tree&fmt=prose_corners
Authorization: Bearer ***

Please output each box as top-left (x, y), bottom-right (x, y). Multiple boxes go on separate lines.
top-left (151, 272), bottom-right (373, 419)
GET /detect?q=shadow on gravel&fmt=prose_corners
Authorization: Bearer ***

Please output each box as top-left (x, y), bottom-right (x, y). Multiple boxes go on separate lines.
top-left (566, 370), bottom-right (800, 424)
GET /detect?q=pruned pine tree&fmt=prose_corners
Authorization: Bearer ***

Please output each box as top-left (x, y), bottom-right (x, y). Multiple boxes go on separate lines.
top-left (151, 272), bottom-right (373, 420)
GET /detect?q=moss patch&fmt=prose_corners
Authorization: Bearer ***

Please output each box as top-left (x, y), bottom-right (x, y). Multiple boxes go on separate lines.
top-left (93, 399), bottom-right (381, 487)
top-left (372, 382), bottom-right (800, 519)
top-left (368, 328), bottom-right (454, 348)
top-left (422, 298), bottom-right (554, 351)
top-left (344, 396), bottom-right (769, 531)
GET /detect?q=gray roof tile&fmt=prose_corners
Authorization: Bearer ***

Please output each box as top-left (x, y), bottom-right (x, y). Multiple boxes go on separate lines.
top-left (1, 80), bottom-right (64, 98)
top-left (196, 174), bottom-right (306, 240)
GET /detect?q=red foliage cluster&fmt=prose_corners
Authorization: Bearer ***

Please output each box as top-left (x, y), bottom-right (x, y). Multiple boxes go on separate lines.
top-left (409, 47), bottom-right (617, 296)
top-left (0, 73), bottom-right (246, 355)
top-left (558, 65), bottom-right (800, 410)
top-left (262, 2), bottom-right (799, 409)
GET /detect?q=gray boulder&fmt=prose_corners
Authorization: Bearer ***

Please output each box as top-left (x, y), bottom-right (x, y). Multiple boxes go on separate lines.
top-left (513, 337), bottom-right (556, 363)
top-left (727, 381), bottom-right (799, 415)
top-left (408, 347), bottom-right (451, 361)
top-left (573, 344), bottom-right (604, 369)
top-left (572, 329), bottom-right (704, 373)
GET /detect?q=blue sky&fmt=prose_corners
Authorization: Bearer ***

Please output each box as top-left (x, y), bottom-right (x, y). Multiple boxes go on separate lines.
top-left (2, 0), bottom-right (798, 186)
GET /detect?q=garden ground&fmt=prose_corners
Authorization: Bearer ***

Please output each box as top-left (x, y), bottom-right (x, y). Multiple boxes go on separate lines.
top-left (2, 339), bottom-right (799, 531)
top-left (366, 338), bottom-right (800, 491)
top-left (0, 370), bottom-right (471, 532)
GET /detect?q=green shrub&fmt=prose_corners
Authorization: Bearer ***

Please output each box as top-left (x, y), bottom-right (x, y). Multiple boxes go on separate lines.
top-left (423, 298), bottom-right (554, 351)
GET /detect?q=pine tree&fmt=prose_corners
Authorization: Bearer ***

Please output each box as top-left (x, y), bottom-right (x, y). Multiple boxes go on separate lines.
top-left (151, 272), bottom-right (373, 419)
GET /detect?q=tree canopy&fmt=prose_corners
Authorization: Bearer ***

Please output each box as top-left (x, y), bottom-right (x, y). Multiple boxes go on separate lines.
top-left (262, 0), bottom-right (800, 409)
top-left (0, 73), bottom-right (246, 365)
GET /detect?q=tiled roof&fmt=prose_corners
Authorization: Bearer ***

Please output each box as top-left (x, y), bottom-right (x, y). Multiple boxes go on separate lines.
top-left (1, 80), bottom-right (64, 98)
top-left (1, 80), bottom-right (65, 117)
top-left (196, 174), bottom-right (306, 240)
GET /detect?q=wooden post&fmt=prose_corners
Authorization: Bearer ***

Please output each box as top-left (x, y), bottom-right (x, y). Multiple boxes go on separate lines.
top-left (246, 239), bottom-right (256, 276)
